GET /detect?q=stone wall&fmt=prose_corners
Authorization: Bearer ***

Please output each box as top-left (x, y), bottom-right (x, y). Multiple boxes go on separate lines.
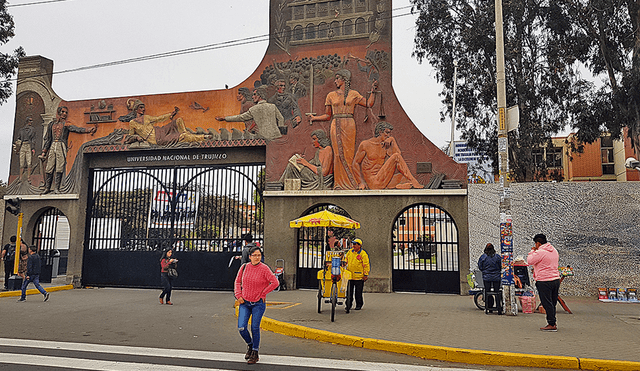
top-left (468, 182), bottom-right (640, 296)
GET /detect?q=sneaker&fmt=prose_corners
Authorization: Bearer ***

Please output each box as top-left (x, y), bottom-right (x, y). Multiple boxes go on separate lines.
top-left (354, 306), bottom-right (362, 310)
top-left (247, 350), bottom-right (259, 364)
top-left (166, 301), bottom-right (173, 305)
top-left (345, 307), bottom-right (350, 314)
top-left (245, 344), bottom-right (253, 360)
top-left (540, 324), bottom-right (557, 332)
top-left (18, 298), bottom-right (26, 302)
top-left (159, 298), bottom-right (164, 304)
top-left (44, 293), bottom-right (50, 302)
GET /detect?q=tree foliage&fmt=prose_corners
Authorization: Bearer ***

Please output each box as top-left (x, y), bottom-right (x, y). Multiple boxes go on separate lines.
top-left (411, 0), bottom-right (640, 181)
top-left (0, 3), bottom-right (24, 105)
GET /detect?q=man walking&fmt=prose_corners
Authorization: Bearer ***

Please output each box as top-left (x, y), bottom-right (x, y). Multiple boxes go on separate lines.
top-left (18, 245), bottom-right (50, 302)
top-left (527, 234), bottom-right (560, 331)
top-left (344, 238), bottom-right (369, 313)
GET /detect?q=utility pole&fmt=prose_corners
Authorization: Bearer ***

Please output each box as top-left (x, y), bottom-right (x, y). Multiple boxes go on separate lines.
top-left (495, 0), bottom-right (517, 315)
top-left (448, 60), bottom-right (459, 157)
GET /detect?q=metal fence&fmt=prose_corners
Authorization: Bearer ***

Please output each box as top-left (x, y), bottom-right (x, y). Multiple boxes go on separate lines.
top-left (87, 165), bottom-right (265, 253)
top-left (392, 203), bottom-right (459, 272)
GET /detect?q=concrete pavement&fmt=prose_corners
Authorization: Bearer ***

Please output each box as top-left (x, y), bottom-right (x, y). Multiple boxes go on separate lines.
top-left (2, 279), bottom-right (640, 370)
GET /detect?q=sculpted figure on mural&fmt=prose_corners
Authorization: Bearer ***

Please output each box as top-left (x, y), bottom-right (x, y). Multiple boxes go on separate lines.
top-left (279, 129), bottom-right (334, 190)
top-left (119, 99), bottom-right (212, 147)
top-left (308, 69), bottom-right (377, 190)
top-left (268, 78), bottom-right (302, 129)
top-left (353, 121), bottom-right (422, 190)
top-left (216, 87), bottom-right (285, 142)
top-left (288, 72), bottom-right (307, 100)
top-left (237, 87), bottom-right (256, 133)
top-left (40, 106), bottom-right (97, 194)
top-left (14, 116), bottom-right (37, 184)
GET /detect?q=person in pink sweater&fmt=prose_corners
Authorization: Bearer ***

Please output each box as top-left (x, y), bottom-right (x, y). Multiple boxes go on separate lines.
top-left (527, 234), bottom-right (560, 332)
top-left (234, 245), bottom-right (279, 364)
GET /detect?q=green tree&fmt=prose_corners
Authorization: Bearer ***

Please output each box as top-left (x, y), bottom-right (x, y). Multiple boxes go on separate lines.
top-left (410, 0), bottom-right (640, 180)
top-left (0, 3), bottom-right (25, 104)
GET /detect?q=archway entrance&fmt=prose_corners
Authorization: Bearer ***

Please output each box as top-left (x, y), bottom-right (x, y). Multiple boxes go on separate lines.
top-left (392, 203), bottom-right (459, 293)
top-left (32, 207), bottom-right (70, 282)
top-left (295, 204), bottom-right (355, 289)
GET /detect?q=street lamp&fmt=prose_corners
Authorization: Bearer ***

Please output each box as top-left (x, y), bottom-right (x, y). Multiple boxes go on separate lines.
top-left (625, 157), bottom-right (640, 171)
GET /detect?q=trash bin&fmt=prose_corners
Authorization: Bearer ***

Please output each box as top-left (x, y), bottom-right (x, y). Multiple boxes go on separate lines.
top-left (50, 249), bottom-right (60, 277)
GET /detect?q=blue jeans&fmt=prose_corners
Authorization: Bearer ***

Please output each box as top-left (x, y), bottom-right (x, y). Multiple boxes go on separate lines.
top-left (21, 275), bottom-right (47, 299)
top-left (237, 299), bottom-right (266, 351)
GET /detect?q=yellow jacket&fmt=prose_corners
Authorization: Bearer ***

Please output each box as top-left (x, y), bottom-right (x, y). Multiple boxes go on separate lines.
top-left (345, 248), bottom-right (370, 280)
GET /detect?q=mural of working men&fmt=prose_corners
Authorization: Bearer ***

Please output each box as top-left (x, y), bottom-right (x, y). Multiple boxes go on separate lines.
top-left (40, 106), bottom-right (96, 194)
top-left (353, 121), bottom-right (423, 190)
top-left (280, 129), bottom-right (333, 190)
top-left (268, 78), bottom-right (302, 129)
top-left (14, 116), bottom-right (37, 184)
top-left (237, 87), bottom-right (256, 133)
top-left (119, 99), bottom-right (212, 146)
top-left (308, 69), bottom-right (377, 190)
top-left (216, 87), bottom-right (285, 142)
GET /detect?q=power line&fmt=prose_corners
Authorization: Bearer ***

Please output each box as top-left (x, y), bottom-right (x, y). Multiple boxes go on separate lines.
top-left (7, 0), bottom-right (72, 8)
top-left (3, 7), bottom-right (417, 83)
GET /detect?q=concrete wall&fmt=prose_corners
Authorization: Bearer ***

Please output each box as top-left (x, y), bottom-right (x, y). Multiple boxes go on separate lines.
top-left (468, 182), bottom-right (640, 296)
top-left (264, 189), bottom-right (470, 293)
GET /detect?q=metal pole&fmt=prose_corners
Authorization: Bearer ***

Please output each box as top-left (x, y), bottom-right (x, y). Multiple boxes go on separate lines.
top-left (449, 60), bottom-right (458, 157)
top-left (495, 0), bottom-right (517, 316)
top-left (13, 213), bottom-right (23, 275)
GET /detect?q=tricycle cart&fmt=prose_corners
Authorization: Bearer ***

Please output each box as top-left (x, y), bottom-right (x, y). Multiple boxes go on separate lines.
top-left (290, 209), bottom-right (360, 322)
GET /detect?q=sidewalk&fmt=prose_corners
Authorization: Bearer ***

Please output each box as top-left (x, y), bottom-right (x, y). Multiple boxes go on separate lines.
top-left (2, 281), bottom-right (639, 370)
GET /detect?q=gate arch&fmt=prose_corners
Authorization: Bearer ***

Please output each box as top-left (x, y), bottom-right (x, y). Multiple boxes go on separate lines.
top-left (83, 164), bottom-right (264, 289)
top-left (31, 207), bottom-right (70, 282)
top-left (295, 204), bottom-right (355, 289)
top-left (392, 203), bottom-right (460, 293)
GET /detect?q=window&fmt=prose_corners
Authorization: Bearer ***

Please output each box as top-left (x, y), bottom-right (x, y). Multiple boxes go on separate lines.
top-left (601, 136), bottom-right (614, 175)
top-left (546, 147), bottom-right (563, 168)
top-left (532, 149), bottom-right (544, 166)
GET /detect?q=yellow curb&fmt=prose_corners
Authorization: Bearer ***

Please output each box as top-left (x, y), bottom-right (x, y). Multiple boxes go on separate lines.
top-left (259, 315), bottom-right (640, 370)
top-left (0, 285), bottom-right (73, 298)
top-left (579, 358), bottom-right (640, 371)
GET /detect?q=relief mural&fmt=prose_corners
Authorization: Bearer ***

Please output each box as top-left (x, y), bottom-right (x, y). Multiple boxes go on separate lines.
top-left (7, 0), bottom-right (466, 196)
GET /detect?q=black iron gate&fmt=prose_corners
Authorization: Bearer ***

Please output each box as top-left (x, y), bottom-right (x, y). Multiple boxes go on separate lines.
top-left (296, 204), bottom-right (355, 289)
top-left (83, 164), bottom-right (264, 290)
top-left (392, 203), bottom-right (460, 293)
top-left (32, 207), bottom-right (69, 283)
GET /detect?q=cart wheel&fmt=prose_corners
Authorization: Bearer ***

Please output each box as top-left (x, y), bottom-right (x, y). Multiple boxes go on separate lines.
top-left (317, 282), bottom-right (323, 314)
top-left (474, 291), bottom-right (485, 310)
top-left (330, 282), bottom-right (338, 322)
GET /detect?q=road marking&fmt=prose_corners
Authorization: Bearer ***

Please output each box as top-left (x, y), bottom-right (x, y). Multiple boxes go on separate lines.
top-left (0, 338), bottom-right (484, 370)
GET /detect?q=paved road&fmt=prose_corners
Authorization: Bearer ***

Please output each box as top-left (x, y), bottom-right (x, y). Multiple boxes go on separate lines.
top-left (0, 338), bottom-right (499, 371)
top-left (0, 287), bottom-right (548, 371)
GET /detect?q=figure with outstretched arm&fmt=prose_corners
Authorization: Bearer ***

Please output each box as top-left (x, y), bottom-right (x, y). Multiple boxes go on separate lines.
top-left (308, 69), bottom-right (377, 190)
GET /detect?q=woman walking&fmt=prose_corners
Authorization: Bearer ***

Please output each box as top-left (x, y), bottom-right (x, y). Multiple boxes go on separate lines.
top-left (159, 249), bottom-right (177, 305)
top-left (234, 246), bottom-right (279, 364)
top-left (308, 69), bottom-right (377, 190)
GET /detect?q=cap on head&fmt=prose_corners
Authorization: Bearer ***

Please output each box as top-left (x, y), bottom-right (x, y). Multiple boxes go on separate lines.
top-left (352, 238), bottom-right (363, 246)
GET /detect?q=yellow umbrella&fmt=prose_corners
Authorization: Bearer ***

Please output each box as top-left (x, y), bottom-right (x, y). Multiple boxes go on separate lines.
top-left (289, 209), bottom-right (360, 229)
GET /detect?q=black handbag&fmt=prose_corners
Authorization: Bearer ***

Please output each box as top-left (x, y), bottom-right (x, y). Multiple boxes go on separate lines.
top-left (168, 267), bottom-right (178, 278)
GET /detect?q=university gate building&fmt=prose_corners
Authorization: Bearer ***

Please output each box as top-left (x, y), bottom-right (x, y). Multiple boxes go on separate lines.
top-left (3, 0), bottom-right (469, 294)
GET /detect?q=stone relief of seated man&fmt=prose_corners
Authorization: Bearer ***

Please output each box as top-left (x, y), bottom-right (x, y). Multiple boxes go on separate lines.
top-left (279, 129), bottom-right (333, 190)
top-left (353, 121), bottom-right (423, 190)
top-left (118, 99), bottom-right (212, 146)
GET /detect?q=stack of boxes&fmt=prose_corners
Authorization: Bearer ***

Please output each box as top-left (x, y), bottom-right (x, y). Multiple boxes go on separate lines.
top-left (598, 287), bottom-right (638, 302)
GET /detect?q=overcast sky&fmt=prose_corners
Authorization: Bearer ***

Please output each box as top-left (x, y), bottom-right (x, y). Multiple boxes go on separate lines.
top-left (0, 0), bottom-right (450, 182)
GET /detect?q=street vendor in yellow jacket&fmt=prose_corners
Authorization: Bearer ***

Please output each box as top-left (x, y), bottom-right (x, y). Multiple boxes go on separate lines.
top-left (344, 238), bottom-right (370, 313)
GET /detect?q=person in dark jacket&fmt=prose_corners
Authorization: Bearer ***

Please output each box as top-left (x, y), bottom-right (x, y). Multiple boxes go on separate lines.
top-left (478, 243), bottom-right (501, 311)
top-left (18, 245), bottom-right (49, 302)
